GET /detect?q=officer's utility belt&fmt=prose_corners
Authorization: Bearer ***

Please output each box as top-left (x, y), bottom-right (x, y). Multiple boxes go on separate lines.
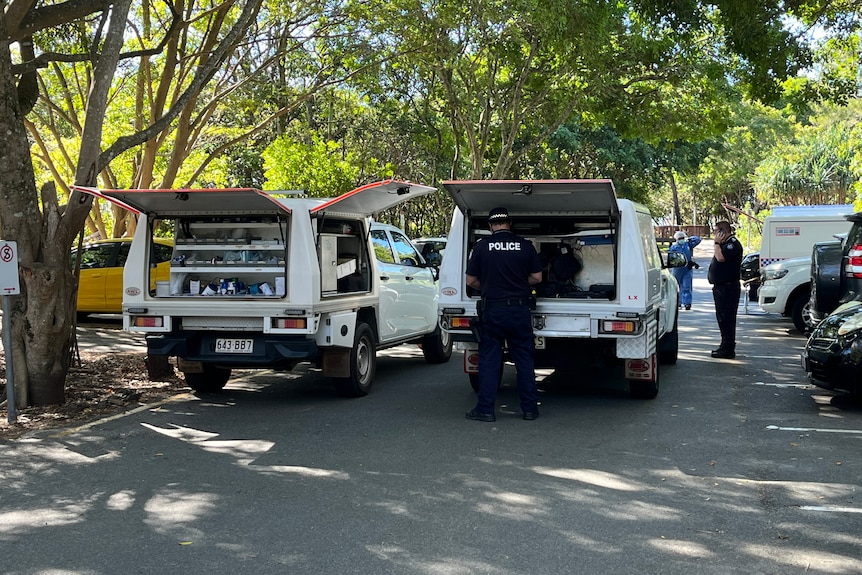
top-left (483, 297), bottom-right (530, 307)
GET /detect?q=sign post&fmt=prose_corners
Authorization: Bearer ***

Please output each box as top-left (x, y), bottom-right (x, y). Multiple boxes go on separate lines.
top-left (0, 240), bottom-right (21, 423)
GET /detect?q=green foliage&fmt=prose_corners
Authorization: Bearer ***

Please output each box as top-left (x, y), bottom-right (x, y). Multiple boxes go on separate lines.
top-left (753, 103), bottom-right (861, 206)
top-left (676, 101), bottom-right (796, 223)
top-left (522, 124), bottom-right (666, 206)
top-left (732, 207), bottom-right (768, 254)
top-left (262, 134), bottom-right (394, 195)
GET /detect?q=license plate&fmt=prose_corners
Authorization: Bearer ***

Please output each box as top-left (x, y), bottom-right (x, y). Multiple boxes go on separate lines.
top-left (543, 315), bottom-right (590, 333)
top-left (534, 336), bottom-right (546, 350)
top-left (215, 338), bottom-right (254, 353)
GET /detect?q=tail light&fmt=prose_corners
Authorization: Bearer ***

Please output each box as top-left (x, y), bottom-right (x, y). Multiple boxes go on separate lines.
top-left (600, 320), bottom-right (638, 334)
top-left (132, 316), bottom-right (163, 328)
top-left (273, 318), bottom-right (307, 329)
top-left (846, 244), bottom-right (862, 278)
top-left (449, 316), bottom-right (473, 329)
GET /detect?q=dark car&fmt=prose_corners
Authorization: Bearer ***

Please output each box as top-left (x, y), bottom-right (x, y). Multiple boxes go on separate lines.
top-left (740, 251), bottom-right (760, 300)
top-left (808, 213), bottom-right (862, 325)
top-left (802, 299), bottom-right (862, 397)
top-left (841, 213), bottom-right (862, 300)
top-left (809, 239), bottom-right (845, 325)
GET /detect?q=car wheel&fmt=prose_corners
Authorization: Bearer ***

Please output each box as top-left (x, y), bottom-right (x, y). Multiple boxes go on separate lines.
top-left (421, 324), bottom-right (452, 364)
top-left (791, 291), bottom-right (814, 333)
top-left (184, 364), bottom-right (231, 393)
top-left (658, 311), bottom-right (679, 365)
top-left (335, 322), bottom-right (376, 397)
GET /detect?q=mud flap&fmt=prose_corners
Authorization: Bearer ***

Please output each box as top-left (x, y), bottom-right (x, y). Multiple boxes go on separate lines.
top-left (464, 348), bottom-right (479, 374)
top-left (177, 358), bottom-right (204, 373)
top-left (625, 355), bottom-right (656, 381)
top-left (323, 348), bottom-right (351, 378)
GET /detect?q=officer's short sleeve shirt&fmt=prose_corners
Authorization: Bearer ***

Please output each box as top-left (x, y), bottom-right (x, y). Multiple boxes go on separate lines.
top-left (708, 237), bottom-right (743, 284)
top-left (467, 230), bottom-right (542, 299)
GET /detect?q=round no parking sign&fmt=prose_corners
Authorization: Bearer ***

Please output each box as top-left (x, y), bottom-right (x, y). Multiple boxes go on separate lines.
top-left (0, 241), bottom-right (21, 295)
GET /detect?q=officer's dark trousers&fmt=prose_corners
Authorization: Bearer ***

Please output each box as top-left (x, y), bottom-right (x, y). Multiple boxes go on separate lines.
top-left (712, 282), bottom-right (741, 351)
top-left (475, 304), bottom-right (539, 414)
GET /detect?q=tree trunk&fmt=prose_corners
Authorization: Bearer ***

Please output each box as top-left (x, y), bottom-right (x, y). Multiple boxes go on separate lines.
top-left (0, 15), bottom-right (75, 407)
top-left (10, 262), bottom-right (76, 405)
top-left (2, 0), bottom-right (260, 406)
top-left (669, 171), bottom-right (683, 226)
top-left (0, 3), bottom-right (133, 407)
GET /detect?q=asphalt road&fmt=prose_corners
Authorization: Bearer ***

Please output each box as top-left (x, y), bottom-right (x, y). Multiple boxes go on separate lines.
top-left (1, 270), bottom-right (860, 575)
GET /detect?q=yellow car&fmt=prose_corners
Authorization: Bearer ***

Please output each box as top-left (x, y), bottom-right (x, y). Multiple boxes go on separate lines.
top-left (73, 237), bottom-right (173, 314)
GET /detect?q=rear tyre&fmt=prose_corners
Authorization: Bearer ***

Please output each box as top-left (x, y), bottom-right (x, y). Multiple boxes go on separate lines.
top-left (628, 357), bottom-right (659, 399)
top-left (658, 312), bottom-right (679, 365)
top-left (791, 291), bottom-right (814, 333)
top-left (421, 324), bottom-right (452, 364)
top-left (184, 364), bottom-right (231, 393)
top-left (335, 322), bottom-right (376, 397)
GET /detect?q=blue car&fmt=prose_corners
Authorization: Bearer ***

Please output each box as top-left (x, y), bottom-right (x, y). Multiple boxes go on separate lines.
top-left (803, 299), bottom-right (862, 397)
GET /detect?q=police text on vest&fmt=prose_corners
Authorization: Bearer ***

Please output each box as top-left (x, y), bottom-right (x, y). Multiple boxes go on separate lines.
top-left (489, 242), bottom-right (521, 251)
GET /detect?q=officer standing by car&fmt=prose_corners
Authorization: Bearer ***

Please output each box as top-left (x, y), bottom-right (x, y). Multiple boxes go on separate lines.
top-left (465, 207), bottom-right (543, 422)
top-left (708, 221), bottom-right (743, 359)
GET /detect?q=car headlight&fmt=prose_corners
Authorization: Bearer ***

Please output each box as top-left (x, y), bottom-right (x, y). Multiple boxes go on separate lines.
top-left (761, 268), bottom-right (788, 281)
top-left (837, 313), bottom-right (862, 336)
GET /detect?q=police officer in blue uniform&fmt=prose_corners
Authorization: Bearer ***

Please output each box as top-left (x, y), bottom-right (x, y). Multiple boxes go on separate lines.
top-left (708, 221), bottom-right (743, 359)
top-left (465, 207), bottom-right (543, 422)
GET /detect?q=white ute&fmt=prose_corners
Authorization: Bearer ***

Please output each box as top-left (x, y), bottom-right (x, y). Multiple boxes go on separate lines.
top-left (436, 179), bottom-right (685, 399)
top-left (78, 181), bottom-right (451, 396)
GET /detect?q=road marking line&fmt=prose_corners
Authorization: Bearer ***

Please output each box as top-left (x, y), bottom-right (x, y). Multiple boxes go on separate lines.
top-left (753, 382), bottom-right (811, 388)
top-left (799, 506), bottom-right (862, 514)
top-left (765, 424), bottom-right (862, 434)
top-left (48, 393), bottom-right (192, 439)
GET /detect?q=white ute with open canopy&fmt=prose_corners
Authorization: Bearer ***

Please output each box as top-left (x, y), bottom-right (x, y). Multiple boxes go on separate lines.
top-left (78, 181), bottom-right (451, 396)
top-left (436, 179), bottom-right (685, 399)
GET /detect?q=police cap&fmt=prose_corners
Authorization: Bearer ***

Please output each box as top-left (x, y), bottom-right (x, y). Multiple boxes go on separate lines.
top-left (488, 207), bottom-right (511, 222)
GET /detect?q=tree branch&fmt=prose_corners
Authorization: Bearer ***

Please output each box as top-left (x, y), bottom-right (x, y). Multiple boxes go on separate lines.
top-left (12, 2), bottom-right (182, 75)
top-left (98, 0), bottom-right (263, 168)
top-left (7, 0), bottom-right (110, 42)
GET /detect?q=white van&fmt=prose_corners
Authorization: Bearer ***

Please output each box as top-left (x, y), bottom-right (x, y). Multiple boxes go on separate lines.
top-left (759, 205), bottom-right (854, 267)
top-left (756, 205), bottom-right (853, 332)
top-left (436, 179), bottom-right (686, 399)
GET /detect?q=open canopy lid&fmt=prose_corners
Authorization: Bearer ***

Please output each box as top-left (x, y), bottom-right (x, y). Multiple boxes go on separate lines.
top-left (310, 180), bottom-right (436, 217)
top-left (441, 179), bottom-right (618, 218)
top-left (74, 187), bottom-right (293, 217)
top-left (76, 180), bottom-right (436, 218)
